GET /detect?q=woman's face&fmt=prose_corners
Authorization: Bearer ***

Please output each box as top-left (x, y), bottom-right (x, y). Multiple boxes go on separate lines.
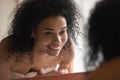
top-left (32, 16), bottom-right (68, 56)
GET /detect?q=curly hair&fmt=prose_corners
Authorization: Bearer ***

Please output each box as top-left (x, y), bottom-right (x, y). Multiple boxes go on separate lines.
top-left (87, 0), bottom-right (120, 66)
top-left (8, 0), bottom-right (80, 58)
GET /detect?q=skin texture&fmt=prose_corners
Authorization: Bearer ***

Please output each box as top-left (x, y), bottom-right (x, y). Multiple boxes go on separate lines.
top-left (0, 16), bottom-right (75, 80)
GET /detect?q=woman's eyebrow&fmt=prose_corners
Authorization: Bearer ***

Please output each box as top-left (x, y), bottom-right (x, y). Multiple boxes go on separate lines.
top-left (44, 28), bottom-right (54, 30)
top-left (43, 26), bottom-right (67, 30)
top-left (61, 27), bottom-right (67, 30)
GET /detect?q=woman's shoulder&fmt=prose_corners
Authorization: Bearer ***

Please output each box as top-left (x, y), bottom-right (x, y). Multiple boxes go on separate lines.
top-left (0, 36), bottom-right (13, 61)
top-left (88, 58), bottom-right (120, 80)
top-left (0, 36), bottom-right (11, 53)
top-left (0, 36), bottom-right (14, 79)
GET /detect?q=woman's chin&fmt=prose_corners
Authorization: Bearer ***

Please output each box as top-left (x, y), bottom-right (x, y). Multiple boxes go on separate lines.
top-left (47, 51), bottom-right (60, 56)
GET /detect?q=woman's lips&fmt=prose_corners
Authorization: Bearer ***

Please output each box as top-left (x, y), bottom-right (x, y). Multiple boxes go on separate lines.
top-left (50, 47), bottom-right (61, 51)
top-left (47, 45), bottom-right (62, 56)
top-left (49, 46), bottom-right (61, 51)
top-left (47, 46), bottom-right (62, 55)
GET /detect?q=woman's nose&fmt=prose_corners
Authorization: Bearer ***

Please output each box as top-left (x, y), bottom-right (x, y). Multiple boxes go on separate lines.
top-left (54, 35), bottom-right (62, 43)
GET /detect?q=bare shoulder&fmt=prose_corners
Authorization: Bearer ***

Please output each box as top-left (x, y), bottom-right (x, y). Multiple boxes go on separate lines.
top-left (0, 36), bottom-right (13, 80)
top-left (0, 36), bottom-right (10, 52)
top-left (0, 36), bottom-right (10, 55)
top-left (0, 36), bottom-right (14, 66)
top-left (88, 58), bottom-right (120, 80)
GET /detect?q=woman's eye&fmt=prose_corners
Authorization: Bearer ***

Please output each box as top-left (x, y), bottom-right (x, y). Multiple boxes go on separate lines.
top-left (60, 30), bottom-right (67, 35)
top-left (45, 32), bottom-right (53, 35)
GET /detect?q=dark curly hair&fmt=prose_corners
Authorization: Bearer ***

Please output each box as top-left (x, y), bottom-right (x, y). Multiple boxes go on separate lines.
top-left (8, 0), bottom-right (80, 59)
top-left (87, 0), bottom-right (120, 66)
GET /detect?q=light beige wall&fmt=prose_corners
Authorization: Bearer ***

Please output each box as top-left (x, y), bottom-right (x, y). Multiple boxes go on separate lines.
top-left (0, 0), bottom-right (18, 41)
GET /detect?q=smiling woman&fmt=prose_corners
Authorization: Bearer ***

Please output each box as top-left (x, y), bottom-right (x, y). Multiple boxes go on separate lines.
top-left (32, 16), bottom-right (68, 56)
top-left (0, 0), bottom-right (80, 80)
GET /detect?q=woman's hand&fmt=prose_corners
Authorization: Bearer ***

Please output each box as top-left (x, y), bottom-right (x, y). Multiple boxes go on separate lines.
top-left (58, 40), bottom-right (75, 73)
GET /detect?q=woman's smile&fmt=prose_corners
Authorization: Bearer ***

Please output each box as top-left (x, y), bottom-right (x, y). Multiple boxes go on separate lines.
top-left (47, 45), bottom-right (62, 56)
top-left (32, 16), bottom-right (68, 56)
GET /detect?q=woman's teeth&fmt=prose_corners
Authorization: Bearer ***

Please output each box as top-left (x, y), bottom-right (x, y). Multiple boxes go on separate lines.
top-left (49, 46), bottom-right (61, 51)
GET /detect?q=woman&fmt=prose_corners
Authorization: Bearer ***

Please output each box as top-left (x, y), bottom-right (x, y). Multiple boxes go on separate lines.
top-left (86, 0), bottom-right (120, 79)
top-left (0, 0), bottom-right (80, 80)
